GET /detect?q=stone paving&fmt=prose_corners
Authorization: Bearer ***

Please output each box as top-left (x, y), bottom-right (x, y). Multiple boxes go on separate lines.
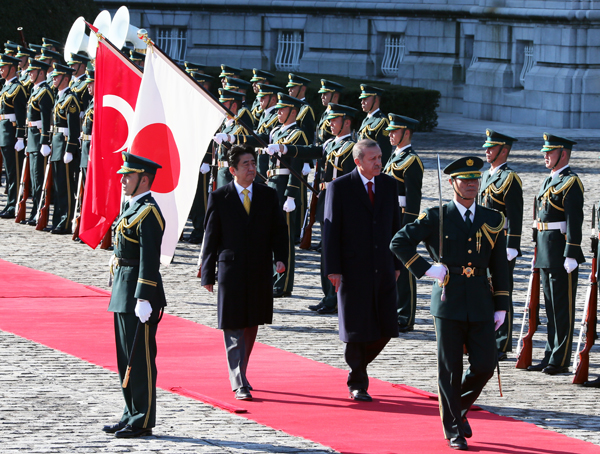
top-left (1, 130), bottom-right (600, 453)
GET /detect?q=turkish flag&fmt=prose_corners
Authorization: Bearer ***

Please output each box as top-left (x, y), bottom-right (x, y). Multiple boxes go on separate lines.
top-left (129, 47), bottom-right (227, 265)
top-left (79, 39), bottom-right (142, 248)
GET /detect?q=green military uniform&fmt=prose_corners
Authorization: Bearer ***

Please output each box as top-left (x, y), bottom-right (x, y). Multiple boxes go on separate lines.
top-left (531, 134), bottom-right (584, 373)
top-left (478, 130), bottom-right (523, 355)
top-left (109, 153), bottom-right (166, 435)
top-left (383, 114), bottom-right (423, 330)
top-left (24, 59), bottom-right (54, 224)
top-left (358, 84), bottom-right (392, 165)
top-left (249, 69), bottom-right (275, 123)
top-left (15, 46), bottom-right (35, 98)
top-left (68, 53), bottom-right (92, 112)
top-left (315, 80), bottom-right (344, 146)
top-left (390, 157), bottom-right (509, 444)
top-left (0, 54), bottom-right (27, 218)
top-left (39, 48), bottom-right (62, 98)
top-left (250, 84), bottom-right (283, 182)
top-left (184, 61), bottom-right (205, 74)
top-left (225, 76), bottom-right (255, 129)
top-left (80, 70), bottom-right (94, 180)
top-left (219, 65), bottom-right (241, 88)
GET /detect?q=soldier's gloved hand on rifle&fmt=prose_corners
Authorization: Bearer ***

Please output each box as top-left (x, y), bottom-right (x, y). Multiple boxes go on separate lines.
top-left (425, 263), bottom-right (447, 283)
top-left (200, 163), bottom-right (210, 174)
top-left (494, 310), bottom-right (506, 331)
top-left (14, 138), bottom-right (24, 152)
top-left (267, 144), bottom-right (286, 156)
top-left (63, 152), bottom-right (73, 164)
top-left (40, 144), bottom-right (51, 157)
top-left (283, 197), bottom-right (296, 212)
top-left (213, 133), bottom-right (234, 144)
top-left (530, 256), bottom-right (536, 271)
top-left (506, 248), bottom-right (518, 261)
top-left (108, 254), bottom-right (117, 275)
top-left (135, 299), bottom-right (152, 323)
top-left (564, 257), bottom-right (578, 274)
top-left (302, 162), bottom-right (311, 175)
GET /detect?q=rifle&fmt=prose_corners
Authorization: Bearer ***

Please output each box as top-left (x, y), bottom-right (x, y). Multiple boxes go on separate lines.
top-left (100, 228), bottom-right (112, 249)
top-left (299, 161), bottom-right (320, 250)
top-left (15, 153), bottom-right (31, 223)
top-left (71, 171), bottom-right (84, 240)
top-left (17, 27), bottom-right (28, 48)
top-left (573, 204), bottom-right (598, 384)
top-left (515, 196), bottom-right (541, 369)
top-left (35, 158), bottom-right (53, 231)
top-left (122, 321), bottom-right (143, 388)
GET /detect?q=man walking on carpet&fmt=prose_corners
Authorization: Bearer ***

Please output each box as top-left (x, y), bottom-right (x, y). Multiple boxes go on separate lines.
top-left (201, 144), bottom-right (289, 400)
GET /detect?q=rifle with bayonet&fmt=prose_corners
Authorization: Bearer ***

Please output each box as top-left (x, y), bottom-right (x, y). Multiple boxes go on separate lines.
top-left (573, 204), bottom-right (598, 384)
top-left (35, 158), bottom-right (53, 231)
top-left (516, 196), bottom-right (541, 369)
top-left (71, 172), bottom-right (84, 240)
top-left (299, 160), bottom-right (320, 250)
top-left (15, 153), bottom-right (31, 223)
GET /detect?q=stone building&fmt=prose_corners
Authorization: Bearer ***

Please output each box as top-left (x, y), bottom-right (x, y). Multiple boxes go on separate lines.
top-left (95, 0), bottom-right (600, 129)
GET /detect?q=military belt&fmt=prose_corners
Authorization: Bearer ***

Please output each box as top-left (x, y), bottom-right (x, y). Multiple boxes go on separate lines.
top-left (80, 133), bottom-right (92, 141)
top-left (267, 168), bottom-right (291, 177)
top-left (0, 113), bottom-right (16, 121)
top-left (218, 161), bottom-right (229, 168)
top-left (116, 258), bottom-right (140, 267)
top-left (52, 126), bottom-right (69, 136)
top-left (448, 266), bottom-right (487, 278)
top-left (534, 220), bottom-right (566, 233)
top-left (27, 120), bottom-right (42, 128)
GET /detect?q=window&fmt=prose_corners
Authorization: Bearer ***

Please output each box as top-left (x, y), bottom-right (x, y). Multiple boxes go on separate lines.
top-left (381, 34), bottom-right (405, 76)
top-left (275, 30), bottom-right (303, 71)
top-left (157, 28), bottom-right (187, 62)
top-left (519, 43), bottom-right (534, 87)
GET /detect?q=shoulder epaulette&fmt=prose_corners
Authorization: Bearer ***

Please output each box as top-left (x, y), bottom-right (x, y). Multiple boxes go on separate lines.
top-left (478, 210), bottom-right (505, 247)
top-left (281, 128), bottom-right (308, 146)
top-left (297, 104), bottom-right (315, 122)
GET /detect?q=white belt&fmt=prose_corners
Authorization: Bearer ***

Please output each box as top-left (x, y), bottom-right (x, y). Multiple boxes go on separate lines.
top-left (398, 196), bottom-right (406, 207)
top-left (534, 220), bottom-right (566, 233)
top-left (504, 218), bottom-right (508, 230)
top-left (0, 113), bottom-right (16, 121)
top-left (55, 127), bottom-right (69, 135)
top-left (27, 120), bottom-right (42, 128)
top-left (218, 161), bottom-right (229, 168)
top-left (268, 168), bottom-right (291, 177)
top-left (80, 133), bottom-right (92, 141)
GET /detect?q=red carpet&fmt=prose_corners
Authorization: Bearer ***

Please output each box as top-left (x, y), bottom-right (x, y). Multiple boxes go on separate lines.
top-left (0, 258), bottom-right (594, 454)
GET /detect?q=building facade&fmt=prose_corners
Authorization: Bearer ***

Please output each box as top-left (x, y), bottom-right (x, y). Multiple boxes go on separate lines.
top-left (96, 0), bottom-right (600, 129)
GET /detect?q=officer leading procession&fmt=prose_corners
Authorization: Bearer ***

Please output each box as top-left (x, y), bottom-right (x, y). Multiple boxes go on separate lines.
top-left (1, 4), bottom-right (600, 453)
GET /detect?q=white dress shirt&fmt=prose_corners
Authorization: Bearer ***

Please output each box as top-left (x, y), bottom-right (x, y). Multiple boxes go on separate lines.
top-left (234, 181), bottom-right (253, 204)
top-left (358, 170), bottom-right (375, 194)
top-left (454, 200), bottom-right (476, 223)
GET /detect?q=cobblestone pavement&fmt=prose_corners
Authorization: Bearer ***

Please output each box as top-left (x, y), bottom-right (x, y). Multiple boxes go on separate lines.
top-left (1, 131), bottom-right (600, 453)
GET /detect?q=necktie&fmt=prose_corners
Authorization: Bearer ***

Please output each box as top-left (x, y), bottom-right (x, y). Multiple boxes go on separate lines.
top-left (465, 209), bottom-right (472, 230)
top-left (242, 189), bottom-right (251, 214)
top-left (367, 181), bottom-right (374, 205)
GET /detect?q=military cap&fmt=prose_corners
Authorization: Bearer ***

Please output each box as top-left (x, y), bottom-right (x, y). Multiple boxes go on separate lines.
top-left (225, 76), bottom-right (252, 92)
top-left (318, 79), bottom-right (345, 94)
top-left (218, 88), bottom-right (245, 103)
top-left (117, 152), bottom-right (162, 175)
top-left (219, 65), bottom-right (242, 78)
top-left (16, 46), bottom-right (36, 59)
top-left (67, 52), bottom-right (91, 66)
top-left (274, 92), bottom-right (304, 110)
top-left (286, 73), bottom-right (311, 88)
top-left (42, 38), bottom-right (62, 49)
top-left (0, 54), bottom-right (21, 67)
top-left (130, 50), bottom-right (145, 62)
top-left (29, 44), bottom-right (43, 56)
top-left (39, 48), bottom-right (62, 62)
top-left (50, 63), bottom-right (74, 77)
top-left (443, 156), bottom-right (483, 179)
top-left (386, 114), bottom-right (420, 131)
top-left (250, 69), bottom-right (275, 83)
top-left (25, 59), bottom-right (51, 73)
top-left (482, 129), bottom-right (518, 148)
top-left (256, 84), bottom-right (284, 98)
top-left (359, 84), bottom-right (385, 99)
top-left (184, 61), bottom-right (205, 73)
top-left (190, 72), bottom-right (214, 84)
top-left (4, 41), bottom-right (19, 55)
top-left (540, 133), bottom-right (577, 152)
top-left (86, 69), bottom-right (95, 82)
top-left (325, 103), bottom-right (358, 120)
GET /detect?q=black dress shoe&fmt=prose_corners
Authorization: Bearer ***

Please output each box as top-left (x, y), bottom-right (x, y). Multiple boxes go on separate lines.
top-left (308, 302), bottom-right (324, 311)
top-left (527, 362), bottom-right (547, 372)
top-left (273, 289), bottom-right (291, 298)
top-left (543, 364), bottom-right (569, 375)
top-left (115, 425), bottom-right (153, 438)
top-left (43, 226), bottom-right (54, 232)
top-left (497, 351), bottom-right (508, 361)
top-left (51, 228), bottom-right (71, 235)
top-left (0, 211), bottom-right (15, 219)
top-left (448, 436), bottom-right (468, 450)
top-left (317, 305), bottom-right (338, 315)
top-left (583, 377), bottom-right (600, 388)
top-left (27, 219), bottom-right (37, 226)
top-left (349, 389), bottom-right (372, 402)
top-left (186, 236), bottom-right (202, 244)
top-left (102, 421), bottom-right (127, 433)
top-left (462, 417), bottom-right (472, 438)
top-left (398, 324), bottom-right (414, 333)
top-left (235, 386), bottom-right (252, 400)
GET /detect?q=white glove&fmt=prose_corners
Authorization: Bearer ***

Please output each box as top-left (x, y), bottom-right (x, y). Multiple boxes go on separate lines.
top-left (425, 264), bottom-right (447, 283)
top-left (494, 310), bottom-right (506, 331)
top-left (506, 248), bottom-right (518, 262)
top-left (266, 144), bottom-right (281, 156)
top-left (108, 254), bottom-right (116, 268)
top-left (302, 162), bottom-right (311, 175)
top-left (135, 299), bottom-right (152, 323)
top-left (63, 152), bottom-right (73, 164)
top-left (282, 197), bottom-right (296, 212)
top-left (200, 163), bottom-right (210, 174)
top-left (40, 144), bottom-right (51, 157)
top-left (14, 138), bottom-right (25, 152)
top-left (213, 133), bottom-right (232, 144)
top-left (530, 257), bottom-right (536, 271)
top-left (564, 257), bottom-right (578, 274)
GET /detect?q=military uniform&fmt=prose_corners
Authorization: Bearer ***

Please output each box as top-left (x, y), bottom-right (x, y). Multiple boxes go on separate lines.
top-left (225, 76), bottom-right (255, 129)
top-left (39, 48), bottom-right (62, 98)
top-left (390, 157), bottom-right (509, 445)
top-left (108, 153), bottom-right (166, 437)
top-left (383, 114), bottom-right (423, 330)
top-left (250, 84), bottom-right (283, 182)
top-left (68, 53), bottom-right (92, 115)
top-left (0, 54), bottom-right (27, 218)
top-left (130, 50), bottom-right (146, 69)
top-left (357, 85), bottom-right (392, 165)
top-left (531, 134), bottom-right (584, 373)
top-left (249, 69), bottom-right (275, 123)
top-left (219, 65), bottom-right (241, 88)
top-left (478, 130), bottom-right (523, 355)
top-left (15, 46), bottom-right (35, 98)
top-left (80, 71), bottom-right (94, 181)
top-left (315, 80), bottom-right (344, 146)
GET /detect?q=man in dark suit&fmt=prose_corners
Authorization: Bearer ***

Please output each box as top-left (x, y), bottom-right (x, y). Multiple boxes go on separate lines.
top-left (201, 144), bottom-right (289, 400)
top-left (391, 157), bottom-right (509, 451)
top-left (323, 138), bottom-right (401, 402)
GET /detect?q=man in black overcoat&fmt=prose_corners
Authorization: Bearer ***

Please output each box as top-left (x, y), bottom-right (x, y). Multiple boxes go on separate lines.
top-left (323, 138), bottom-right (401, 402)
top-left (201, 145), bottom-right (289, 400)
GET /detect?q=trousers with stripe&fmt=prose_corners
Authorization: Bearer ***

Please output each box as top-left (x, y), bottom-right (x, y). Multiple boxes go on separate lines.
top-left (496, 257), bottom-right (516, 353)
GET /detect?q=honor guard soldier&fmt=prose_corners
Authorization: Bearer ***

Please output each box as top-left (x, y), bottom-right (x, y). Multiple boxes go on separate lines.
top-left (24, 59), bottom-right (53, 225)
top-left (39, 48), bottom-right (63, 97)
top-left (479, 129), bottom-right (523, 360)
top-left (391, 157), bottom-right (509, 450)
top-left (316, 79), bottom-right (344, 146)
top-left (249, 69), bottom-right (275, 122)
top-left (15, 46), bottom-right (35, 98)
top-left (190, 72), bottom-right (213, 90)
top-left (528, 134), bottom-right (584, 375)
top-left (47, 63), bottom-right (80, 234)
top-left (42, 37), bottom-right (61, 52)
top-left (104, 152), bottom-right (166, 438)
top-left (130, 50), bottom-right (146, 69)
top-left (219, 65), bottom-right (242, 88)
top-left (79, 70), bottom-right (94, 182)
top-left (184, 61), bottom-right (205, 74)
top-left (29, 44), bottom-right (43, 58)
top-left (0, 54), bottom-right (27, 219)
top-left (384, 114), bottom-right (423, 332)
top-left (225, 76), bottom-right (255, 128)
top-left (358, 84), bottom-right (392, 166)
top-left (67, 53), bottom-right (92, 113)
top-left (286, 73), bottom-right (315, 142)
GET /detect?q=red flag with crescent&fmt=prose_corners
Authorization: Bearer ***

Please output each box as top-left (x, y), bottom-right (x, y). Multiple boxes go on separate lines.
top-left (79, 38), bottom-right (142, 248)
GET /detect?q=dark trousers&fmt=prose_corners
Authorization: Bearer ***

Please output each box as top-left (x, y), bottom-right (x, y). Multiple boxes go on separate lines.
top-left (51, 160), bottom-right (75, 231)
top-left (273, 210), bottom-right (296, 294)
top-left (496, 257), bottom-right (516, 352)
top-left (188, 172), bottom-right (209, 242)
top-left (396, 267), bottom-right (417, 327)
top-left (540, 267), bottom-right (578, 367)
top-left (29, 152), bottom-right (46, 220)
top-left (344, 337), bottom-right (390, 391)
top-left (1, 145), bottom-right (23, 213)
top-left (223, 326), bottom-right (258, 391)
top-left (114, 313), bottom-right (158, 429)
top-left (319, 237), bottom-right (337, 308)
top-left (434, 316), bottom-right (496, 439)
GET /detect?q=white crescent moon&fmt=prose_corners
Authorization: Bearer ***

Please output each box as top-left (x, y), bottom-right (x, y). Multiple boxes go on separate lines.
top-left (103, 94), bottom-right (136, 153)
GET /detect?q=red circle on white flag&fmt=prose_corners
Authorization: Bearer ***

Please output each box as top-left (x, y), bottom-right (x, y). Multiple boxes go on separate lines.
top-left (130, 123), bottom-right (181, 194)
